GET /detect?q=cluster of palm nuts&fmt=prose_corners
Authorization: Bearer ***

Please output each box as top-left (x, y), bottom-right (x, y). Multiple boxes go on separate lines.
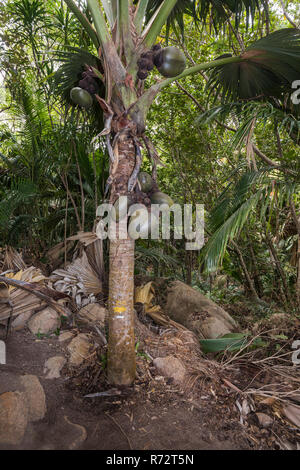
top-left (70, 68), bottom-right (100, 109)
top-left (113, 172), bottom-right (174, 239)
top-left (69, 46), bottom-right (186, 108)
top-left (137, 44), bottom-right (186, 80)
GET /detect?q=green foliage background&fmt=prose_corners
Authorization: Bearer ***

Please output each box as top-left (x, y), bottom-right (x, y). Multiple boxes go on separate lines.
top-left (0, 0), bottom-right (299, 312)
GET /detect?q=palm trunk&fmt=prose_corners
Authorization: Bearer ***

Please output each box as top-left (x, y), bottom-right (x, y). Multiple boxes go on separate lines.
top-left (108, 235), bottom-right (136, 385)
top-left (107, 126), bottom-right (137, 385)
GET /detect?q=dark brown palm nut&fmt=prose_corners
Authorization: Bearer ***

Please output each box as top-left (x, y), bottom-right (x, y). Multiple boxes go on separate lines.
top-left (146, 60), bottom-right (154, 71)
top-left (141, 51), bottom-right (154, 61)
top-left (79, 77), bottom-right (98, 95)
top-left (151, 44), bottom-right (162, 52)
top-left (153, 50), bottom-right (163, 68)
top-left (137, 69), bottom-right (148, 80)
top-left (137, 58), bottom-right (148, 69)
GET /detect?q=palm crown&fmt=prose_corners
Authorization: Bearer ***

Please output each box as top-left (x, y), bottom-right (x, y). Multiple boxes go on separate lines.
top-left (56, 1), bottom-right (300, 118)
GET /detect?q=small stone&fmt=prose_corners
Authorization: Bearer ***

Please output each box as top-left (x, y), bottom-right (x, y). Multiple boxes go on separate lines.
top-left (77, 304), bottom-right (107, 326)
top-left (58, 331), bottom-right (75, 343)
top-left (256, 412), bottom-right (273, 428)
top-left (44, 356), bottom-right (66, 379)
top-left (0, 392), bottom-right (28, 445)
top-left (19, 375), bottom-right (47, 422)
top-left (11, 310), bottom-right (34, 331)
top-left (67, 334), bottom-right (93, 366)
top-left (28, 307), bottom-right (61, 336)
top-left (153, 356), bottom-right (186, 383)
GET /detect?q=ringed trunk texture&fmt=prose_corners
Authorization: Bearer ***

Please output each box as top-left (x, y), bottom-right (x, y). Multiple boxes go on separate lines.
top-left (107, 127), bottom-right (137, 385)
top-left (108, 235), bottom-right (136, 385)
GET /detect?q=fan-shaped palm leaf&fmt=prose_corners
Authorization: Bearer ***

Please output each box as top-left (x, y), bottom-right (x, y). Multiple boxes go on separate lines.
top-left (53, 47), bottom-right (104, 104)
top-left (208, 28), bottom-right (300, 102)
top-left (139, 0), bottom-right (265, 38)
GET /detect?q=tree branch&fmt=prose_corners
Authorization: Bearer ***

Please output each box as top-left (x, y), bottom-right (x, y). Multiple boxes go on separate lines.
top-left (279, 0), bottom-right (299, 29)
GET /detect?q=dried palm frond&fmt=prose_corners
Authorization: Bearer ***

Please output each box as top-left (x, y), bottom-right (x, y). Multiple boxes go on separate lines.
top-left (135, 282), bottom-right (186, 331)
top-left (46, 240), bottom-right (75, 268)
top-left (68, 251), bottom-right (102, 295)
top-left (1, 246), bottom-right (27, 272)
top-left (5, 266), bottom-right (46, 290)
top-left (51, 249), bottom-right (102, 308)
top-left (135, 282), bottom-right (155, 306)
top-left (0, 267), bottom-right (68, 324)
top-left (67, 231), bottom-right (98, 247)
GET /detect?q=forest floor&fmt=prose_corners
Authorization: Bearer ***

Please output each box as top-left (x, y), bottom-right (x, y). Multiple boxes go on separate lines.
top-left (1, 321), bottom-right (299, 451)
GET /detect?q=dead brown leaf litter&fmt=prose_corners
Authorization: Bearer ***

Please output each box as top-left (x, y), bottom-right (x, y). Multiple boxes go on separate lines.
top-left (0, 246), bottom-right (299, 449)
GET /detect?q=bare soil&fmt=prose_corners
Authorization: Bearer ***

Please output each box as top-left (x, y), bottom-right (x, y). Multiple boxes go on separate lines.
top-left (0, 326), bottom-right (298, 451)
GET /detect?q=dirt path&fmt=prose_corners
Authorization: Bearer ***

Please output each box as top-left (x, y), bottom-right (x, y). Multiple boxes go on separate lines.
top-left (0, 329), bottom-right (254, 450)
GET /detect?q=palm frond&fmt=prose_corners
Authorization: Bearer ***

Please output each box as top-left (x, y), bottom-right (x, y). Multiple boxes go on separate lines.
top-left (143, 0), bottom-right (199, 40)
top-left (202, 190), bottom-right (262, 272)
top-left (197, 97), bottom-right (300, 149)
top-left (135, 244), bottom-right (178, 271)
top-left (53, 47), bottom-right (104, 103)
top-left (201, 166), bottom-right (299, 272)
top-left (8, 0), bottom-right (50, 40)
top-left (137, 0), bottom-right (265, 40)
top-left (207, 28), bottom-right (300, 102)
top-left (209, 170), bottom-right (262, 231)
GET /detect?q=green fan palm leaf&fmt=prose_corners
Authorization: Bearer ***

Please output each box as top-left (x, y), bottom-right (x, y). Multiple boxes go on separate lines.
top-left (138, 0), bottom-right (265, 38)
top-left (208, 28), bottom-right (300, 102)
top-left (53, 47), bottom-right (104, 103)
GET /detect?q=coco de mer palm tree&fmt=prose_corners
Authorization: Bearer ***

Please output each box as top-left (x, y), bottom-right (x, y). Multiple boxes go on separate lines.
top-left (56, 0), bottom-right (300, 385)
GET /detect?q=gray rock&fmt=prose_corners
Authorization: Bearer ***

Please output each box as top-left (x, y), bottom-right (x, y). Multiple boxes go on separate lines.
top-left (11, 310), bottom-right (34, 331)
top-left (77, 304), bottom-right (107, 326)
top-left (67, 334), bottom-right (93, 366)
top-left (44, 356), bottom-right (66, 379)
top-left (28, 307), bottom-right (61, 336)
top-left (19, 375), bottom-right (46, 422)
top-left (153, 356), bottom-right (186, 383)
top-left (0, 391), bottom-right (28, 445)
top-left (165, 280), bottom-right (238, 339)
top-left (256, 412), bottom-right (273, 428)
top-left (58, 331), bottom-right (75, 343)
